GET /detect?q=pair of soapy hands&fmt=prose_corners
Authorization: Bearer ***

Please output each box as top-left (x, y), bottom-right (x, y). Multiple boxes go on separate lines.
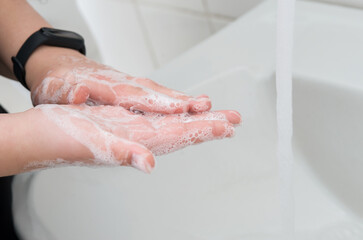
top-left (29, 54), bottom-right (241, 173)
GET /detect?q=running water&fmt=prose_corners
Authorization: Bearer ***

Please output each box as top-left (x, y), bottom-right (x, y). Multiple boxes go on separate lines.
top-left (276, 0), bottom-right (296, 238)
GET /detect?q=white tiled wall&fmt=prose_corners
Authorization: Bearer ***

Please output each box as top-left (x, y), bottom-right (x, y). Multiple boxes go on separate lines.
top-left (29, 0), bottom-right (363, 79)
top-left (74, 0), bottom-right (260, 76)
top-left (75, 0), bottom-right (363, 77)
top-left (21, 0), bottom-right (363, 77)
top-left (311, 0), bottom-right (363, 8)
top-left (84, 0), bottom-right (363, 77)
top-left (206, 0), bottom-right (264, 18)
top-left (76, 0), bottom-right (156, 75)
top-left (139, 4), bottom-right (211, 66)
top-left (141, 0), bottom-right (204, 12)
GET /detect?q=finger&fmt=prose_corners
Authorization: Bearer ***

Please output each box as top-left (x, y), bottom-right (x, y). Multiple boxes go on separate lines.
top-left (184, 110), bottom-right (241, 124)
top-left (179, 120), bottom-right (235, 141)
top-left (145, 120), bottom-right (235, 155)
top-left (84, 74), bottom-right (209, 113)
top-left (131, 77), bottom-right (212, 113)
top-left (125, 92), bottom-right (190, 114)
top-left (67, 84), bottom-right (90, 104)
top-left (187, 110), bottom-right (241, 124)
top-left (32, 77), bottom-right (90, 105)
top-left (131, 77), bottom-right (190, 100)
top-left (188, 95), bottom-right (212, 113)
top-left (149, 110), bottom-right (242, 125)
top-left (111, 139), bottom-right (155, 174)
top-left (84, 79), bottom-right (121, 105)
top-left (216, 110), bottom-right (241, 124)
top-left (84, 78), bottom-right (190, 114)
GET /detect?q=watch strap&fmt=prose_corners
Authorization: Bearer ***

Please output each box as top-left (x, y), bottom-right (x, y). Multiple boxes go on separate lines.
top-left (11, 27), bottom-right (86, 90)
top-left (11, 30), bottom-right (48, 89)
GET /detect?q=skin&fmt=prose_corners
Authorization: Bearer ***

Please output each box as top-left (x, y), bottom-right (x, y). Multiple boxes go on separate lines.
top-left (30, 54), bottom-right (212, 114)
top-left (0, 0), bottom-right (242, 176)
top-left (0, 106), bottom-right (240, 176)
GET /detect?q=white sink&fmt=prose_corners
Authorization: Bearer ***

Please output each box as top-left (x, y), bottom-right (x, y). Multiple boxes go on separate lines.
top-left (13, 1), bottom-right (363, 239)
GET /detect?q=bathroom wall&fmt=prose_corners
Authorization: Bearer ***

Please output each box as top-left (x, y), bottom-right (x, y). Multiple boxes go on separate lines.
top-left (75, 0), bottom-right (363, 76)
top-left (5, 0), bottom-right (363, 78)
top-left (311, 0), bottom-right (363, 8)
top-left (75, 0), bottom-right (264, 76)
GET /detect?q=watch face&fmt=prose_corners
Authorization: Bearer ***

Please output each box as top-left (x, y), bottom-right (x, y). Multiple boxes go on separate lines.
top-left (41, 28), bottom-right (83, 40)
top-left (40, 27), bottom-right (86, 55)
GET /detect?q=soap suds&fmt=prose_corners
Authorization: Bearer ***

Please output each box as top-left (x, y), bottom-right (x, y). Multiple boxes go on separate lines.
top-left (24, 158), bottom-right (88, 171)
top-left (32, 56), bottom-right (210, 114)
top-left (34, 104), bottom-right (237, 172)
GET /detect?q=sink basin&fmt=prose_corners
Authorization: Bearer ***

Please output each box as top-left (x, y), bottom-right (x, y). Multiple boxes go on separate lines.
top-left (294, 75), bottom-right (363, 218)
top-left (12, 1), bottom-right (363, 239)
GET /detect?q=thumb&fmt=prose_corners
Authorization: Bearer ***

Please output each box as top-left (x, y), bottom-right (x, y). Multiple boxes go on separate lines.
top-left (32, 77), bottom-right (90, 105)
top-left (111, 139), bottom-right (155, 174)
top-left (67, 84), bottom-right (90, 104)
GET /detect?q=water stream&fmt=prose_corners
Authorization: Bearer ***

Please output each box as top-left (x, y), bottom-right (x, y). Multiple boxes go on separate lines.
top-left (276, 0), bottom-right (296, 237)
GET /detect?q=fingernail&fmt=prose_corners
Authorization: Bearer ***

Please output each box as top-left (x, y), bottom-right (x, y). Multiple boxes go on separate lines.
top-left (131, 153), bottom-right (153, 174)
top-left (196, 94), bottom-right (209, 99)
top-left (228, 111), bottom-right (242, 124)
top-left (195, 97), bottom-right (209, 102)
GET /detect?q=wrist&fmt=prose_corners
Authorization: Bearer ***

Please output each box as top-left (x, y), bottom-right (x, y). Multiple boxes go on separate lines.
top-left (21, 107), bottom-right (91, 171)
top-left (26, 46), bottom-right (84, 92)
top-left (0, 110), bottom-right (38, 175)
top-left (0, 109), bottom-right (57, 174)
top-left (0, 107), bottom-right (88, 176)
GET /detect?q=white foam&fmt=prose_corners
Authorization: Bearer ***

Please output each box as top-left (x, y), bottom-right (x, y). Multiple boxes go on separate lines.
top-left (38, 104), bottom-right (123, 166)
top-left (140, 111), bottom-right (234, 155)
top-left (36, 104), bottom-right (235, 172)
top-left (23, 158), bottom-right (93, 171)
top-left (32, 56), bottom-right (202, 113)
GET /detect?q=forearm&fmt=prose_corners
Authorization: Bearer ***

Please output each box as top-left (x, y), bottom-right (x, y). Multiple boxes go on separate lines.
top-left (0, 60), bottom-right (13, 79)
top-left (0, 108), bottom-right (85, 176)
top-left (0, 110), bottom-right (37, 176)
top-left (0, 0), bottom-right (50, 73)
top-left (0, 0), bottom-right (81, 89)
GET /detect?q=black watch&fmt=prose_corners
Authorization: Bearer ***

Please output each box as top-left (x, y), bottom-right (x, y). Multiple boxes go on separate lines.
top-left (11, 27), bottom-right (86, 90)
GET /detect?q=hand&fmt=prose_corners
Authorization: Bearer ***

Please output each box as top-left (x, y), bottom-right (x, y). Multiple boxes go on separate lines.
top-left (27, 104), bottom-right (241, 173)
top-left (28, 50), bottom-right (211, 114)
